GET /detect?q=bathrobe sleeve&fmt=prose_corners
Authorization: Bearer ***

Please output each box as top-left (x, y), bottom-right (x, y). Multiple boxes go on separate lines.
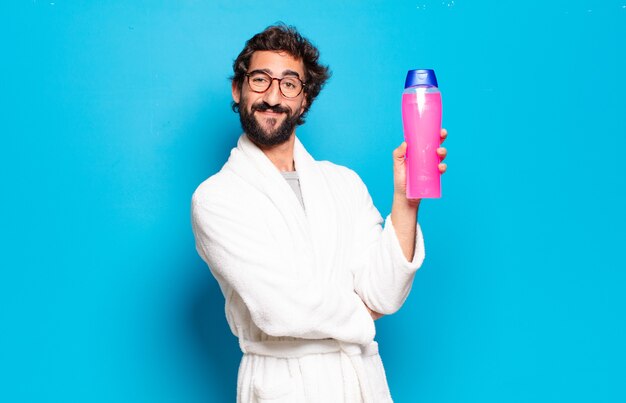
top-left (348, 171), bottom-right (425, 315)
top-left (191, 187), bottom-right (376, 345)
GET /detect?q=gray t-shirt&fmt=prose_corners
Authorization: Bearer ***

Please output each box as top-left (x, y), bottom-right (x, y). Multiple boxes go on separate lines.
top-left (281, 171), bottom-right (305, 211)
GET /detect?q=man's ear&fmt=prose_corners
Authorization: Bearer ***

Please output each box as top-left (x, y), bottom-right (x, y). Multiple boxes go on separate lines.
top-left (232, 81), bottom-right (241, 104)
top-left (299, 94), bottom-right (307, 114)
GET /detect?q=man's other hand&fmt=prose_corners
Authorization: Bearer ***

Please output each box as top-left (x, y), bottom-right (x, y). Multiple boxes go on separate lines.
top-left (365, 303), bottom-right (384, 321)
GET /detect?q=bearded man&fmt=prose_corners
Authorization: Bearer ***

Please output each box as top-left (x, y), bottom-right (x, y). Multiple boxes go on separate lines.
top-left (191, 24), bottom-right (448, 402)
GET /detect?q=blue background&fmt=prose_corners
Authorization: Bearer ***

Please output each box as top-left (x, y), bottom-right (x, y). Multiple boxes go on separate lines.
top-left (2, 1), bottom-right (625, 402)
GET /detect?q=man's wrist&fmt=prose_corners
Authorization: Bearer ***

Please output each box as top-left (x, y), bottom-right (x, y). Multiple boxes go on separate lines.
top-left (391, 194), bottom-right (419, 231)
top-left (393, 192), bottom-right (421, 210)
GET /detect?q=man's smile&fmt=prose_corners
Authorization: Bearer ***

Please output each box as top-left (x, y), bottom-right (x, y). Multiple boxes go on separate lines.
top-left (255, 109), bottom-right (284, 116)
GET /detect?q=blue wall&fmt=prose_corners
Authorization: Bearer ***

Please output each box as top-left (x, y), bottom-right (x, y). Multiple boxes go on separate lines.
top-left (2, 1), bottom-right (625, 402)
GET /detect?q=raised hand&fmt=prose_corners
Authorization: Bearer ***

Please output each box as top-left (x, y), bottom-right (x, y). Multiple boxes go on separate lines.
top-left (392, 128), bottom-right (448, 200)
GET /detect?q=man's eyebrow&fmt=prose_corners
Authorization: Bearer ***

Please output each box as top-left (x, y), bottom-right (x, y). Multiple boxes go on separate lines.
top-left (281, 69), bottom-right (301, 78)
top-left (249, 68), bottom-right (302, 79)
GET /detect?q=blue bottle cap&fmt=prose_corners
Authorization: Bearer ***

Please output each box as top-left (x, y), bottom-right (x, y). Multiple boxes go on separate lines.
top-left (404, 69), bottom-right (438, 88)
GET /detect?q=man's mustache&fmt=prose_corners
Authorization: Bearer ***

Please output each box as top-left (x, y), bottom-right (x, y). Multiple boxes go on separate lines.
top-left (252, 102), bottom-right (290, 114)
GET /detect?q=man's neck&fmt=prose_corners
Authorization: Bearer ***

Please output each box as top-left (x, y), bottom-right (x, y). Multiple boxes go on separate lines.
top-left (250, 133), bottom-right (296, 172)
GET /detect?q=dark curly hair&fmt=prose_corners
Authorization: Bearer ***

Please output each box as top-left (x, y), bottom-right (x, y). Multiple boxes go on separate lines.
top-left (231, 24), bottom-right (331, 125)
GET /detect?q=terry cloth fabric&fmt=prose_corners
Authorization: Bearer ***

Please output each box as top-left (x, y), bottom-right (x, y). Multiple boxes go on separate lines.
top-left (191, 134), bottom-right (425, 402)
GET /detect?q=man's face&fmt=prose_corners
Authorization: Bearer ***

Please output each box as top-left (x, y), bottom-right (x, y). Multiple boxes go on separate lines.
top-left (232, 50), bottom-right (307, 148)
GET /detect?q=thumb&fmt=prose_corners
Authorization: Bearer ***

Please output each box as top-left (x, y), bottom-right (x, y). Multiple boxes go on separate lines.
top-left (393, 142), bottom-right (407, 161)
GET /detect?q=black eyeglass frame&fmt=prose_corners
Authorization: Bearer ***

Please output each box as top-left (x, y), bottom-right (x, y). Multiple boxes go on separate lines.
top-left (245, 71), bottom-right (307, 98)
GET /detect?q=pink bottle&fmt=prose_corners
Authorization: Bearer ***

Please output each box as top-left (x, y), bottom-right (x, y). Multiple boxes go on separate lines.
top-left (401, 69), bottom-right (442, 199)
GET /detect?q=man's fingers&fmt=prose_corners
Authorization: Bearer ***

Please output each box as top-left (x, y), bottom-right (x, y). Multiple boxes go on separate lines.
top-left (397, 140), bottom-right (447, 164)
top-left (437, 147), bottom-right (447, 160)
top-left (439, 163), bottom-right (447, 173)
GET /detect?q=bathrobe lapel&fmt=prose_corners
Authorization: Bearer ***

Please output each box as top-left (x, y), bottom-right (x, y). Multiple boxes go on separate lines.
top-left (226, 134), bottom-right (340, 282)
top-left (293, 137), bottom-right (341, 281)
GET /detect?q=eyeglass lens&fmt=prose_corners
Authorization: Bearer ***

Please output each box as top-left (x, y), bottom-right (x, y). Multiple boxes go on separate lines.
top-left (248, 72), bottom-right (303, 97)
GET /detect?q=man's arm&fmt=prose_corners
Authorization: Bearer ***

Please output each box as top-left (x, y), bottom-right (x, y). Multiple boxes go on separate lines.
top-left (358, 129), bottom-right (448, 318)
top-left (390, 128), bottom-right (448, 261)
top-left (191, 191), bottom-right (376, 344)
top-left (390, 195), bottom-right (420, 262)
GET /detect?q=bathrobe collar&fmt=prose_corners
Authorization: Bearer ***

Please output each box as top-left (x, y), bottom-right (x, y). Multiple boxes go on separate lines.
top-left (225, 134), bottom-right (340, 275)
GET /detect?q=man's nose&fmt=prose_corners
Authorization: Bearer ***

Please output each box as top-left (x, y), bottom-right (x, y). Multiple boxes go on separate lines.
top-left (262, 79), bottom-right (282, 106)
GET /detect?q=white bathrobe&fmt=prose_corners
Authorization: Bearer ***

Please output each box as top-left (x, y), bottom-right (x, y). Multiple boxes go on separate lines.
top-left (191, 134), bottom-right (425, 403)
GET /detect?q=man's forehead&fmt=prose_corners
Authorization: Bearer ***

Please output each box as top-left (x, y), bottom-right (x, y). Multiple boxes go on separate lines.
top-left (248, 50), bottom-right (305, 77)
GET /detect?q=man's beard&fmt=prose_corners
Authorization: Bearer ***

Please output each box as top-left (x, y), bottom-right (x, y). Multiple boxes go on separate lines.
top-left (238, 99), bottom-right (301, 147)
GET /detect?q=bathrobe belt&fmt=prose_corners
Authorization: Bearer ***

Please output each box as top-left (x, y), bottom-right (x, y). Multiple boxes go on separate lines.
top-left (239, 338), bottom-right (378, 403)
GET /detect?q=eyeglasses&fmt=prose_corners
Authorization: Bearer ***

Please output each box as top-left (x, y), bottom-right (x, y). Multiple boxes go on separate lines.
top-left (245, 71), bottom-right (306, 98)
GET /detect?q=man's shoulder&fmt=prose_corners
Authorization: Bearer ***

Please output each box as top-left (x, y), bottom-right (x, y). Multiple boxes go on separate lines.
top-left (315, 160), bottom-right (364, 186)
top-left (191, 167), bottom-right (241, 208)
top-left (316, 160), bottom-right (357, 178)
